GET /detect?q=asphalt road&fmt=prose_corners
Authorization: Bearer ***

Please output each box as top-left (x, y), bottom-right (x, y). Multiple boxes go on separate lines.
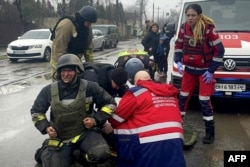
top-left (0, 38), bottom-right (250, 167)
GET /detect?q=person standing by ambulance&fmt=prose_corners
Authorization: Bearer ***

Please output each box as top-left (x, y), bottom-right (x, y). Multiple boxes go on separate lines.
top-left (50, 5), bottom-right (97, 78)
top-left (141, 23), bottom-right (160, 57)
top-left (156, 35), bottom-right (169, 77)
top-left (174, 4), bottom-right (225, 144)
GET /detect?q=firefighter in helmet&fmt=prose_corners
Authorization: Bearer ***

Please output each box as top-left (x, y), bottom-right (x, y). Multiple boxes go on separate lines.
top-left (31, 54), bottom-right (116, 166)
top-left (50, 5), bottom-right (97, 78)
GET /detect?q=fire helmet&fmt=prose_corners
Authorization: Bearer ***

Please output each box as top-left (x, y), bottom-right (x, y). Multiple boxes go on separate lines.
top-left (56, 54), bottom-right (84, 72)
top-left (77, 5), bottom-right (97, 23)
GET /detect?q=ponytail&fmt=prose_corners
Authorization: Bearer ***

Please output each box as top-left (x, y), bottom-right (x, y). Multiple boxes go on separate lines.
top-left (193, 14), bottom-right (215, 44)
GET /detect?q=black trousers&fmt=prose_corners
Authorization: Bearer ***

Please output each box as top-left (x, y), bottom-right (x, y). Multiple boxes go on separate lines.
top-left (40, 130), bottom-right (110, 167)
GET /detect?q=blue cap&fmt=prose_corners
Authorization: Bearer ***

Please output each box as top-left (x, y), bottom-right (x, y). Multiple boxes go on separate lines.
top-left (160, 34), bottom-right (168, 41)
top-left (125, 58), bottom-right (144, 84)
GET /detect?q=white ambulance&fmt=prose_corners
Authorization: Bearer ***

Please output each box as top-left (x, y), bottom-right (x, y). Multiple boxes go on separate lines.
top-left (170, 0), bottom-right (250, 98)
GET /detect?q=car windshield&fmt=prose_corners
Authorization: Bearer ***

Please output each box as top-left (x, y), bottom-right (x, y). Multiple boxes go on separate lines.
top-left (20, 30), bottom-right (50, 39)
top-left (93, 27), bottom-right (108, 35)
top-left (180, 0), bottom-right (250, 31)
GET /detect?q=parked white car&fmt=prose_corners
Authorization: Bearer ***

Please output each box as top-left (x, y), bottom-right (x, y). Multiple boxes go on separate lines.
top-left (7, 29), bottom-right (52, 62)
top-left (92, 29), bottom-right (105, 51)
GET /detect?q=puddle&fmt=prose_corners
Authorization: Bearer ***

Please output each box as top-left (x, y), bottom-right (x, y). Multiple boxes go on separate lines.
top-left (0, 72), bottom-right (52, 95)
top-left (0, 81), bottom-right (29, 95)
top-left (0, 72), bottom-right (52, 94)
top-left (0, 129), bottom-right (21, 142)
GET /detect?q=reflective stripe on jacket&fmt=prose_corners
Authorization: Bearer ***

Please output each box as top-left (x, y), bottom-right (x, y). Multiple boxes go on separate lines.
top-left (108, 80), bottom-right (185, 166)
top-left (109, 81), bottom-right (184, 143)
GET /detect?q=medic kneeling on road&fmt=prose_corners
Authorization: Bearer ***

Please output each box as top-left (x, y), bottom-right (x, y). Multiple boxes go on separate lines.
top-left (109, 70), bottom-right (186, 167)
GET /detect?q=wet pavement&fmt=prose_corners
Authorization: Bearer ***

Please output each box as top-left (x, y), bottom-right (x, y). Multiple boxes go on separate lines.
top-left (0, 39), bottom-right (250, 167)
top-left (1, 71), bottom-right (250, 167)
top-left (183, 98), bottom-right (250, 167)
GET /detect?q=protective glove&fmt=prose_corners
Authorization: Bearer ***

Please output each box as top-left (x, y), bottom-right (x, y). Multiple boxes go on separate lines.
top-left (84, 49), bottom-right (94, 62)
top-left (177, 61), bottom-right (183, 75)
top-left (202, 71), bottom-right (213, 84)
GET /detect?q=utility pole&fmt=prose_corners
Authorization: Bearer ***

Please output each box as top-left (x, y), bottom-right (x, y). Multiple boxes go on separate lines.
top-left (13, 0), bottom-right (24, 32)
top-left (157, 6), bottom-right (160, 23)
top-left (162, 11), bottom-right (164, 22)
top-left (152, 2), bottom-right (154, 23)
top-left (140, 0), bottom-right (144, 30)
top-left (116, 0), bottom-right (119, 26)
top-left (134, 10), bottom-right (137, 26)
top-left (61, 0), bottom-right (66, 16)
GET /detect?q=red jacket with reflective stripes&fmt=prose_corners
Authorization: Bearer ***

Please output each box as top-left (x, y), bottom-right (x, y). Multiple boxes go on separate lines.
top-left (109, 80), bottom-right (183, 142)
top-left (174, 22), bottom-right (225, 73)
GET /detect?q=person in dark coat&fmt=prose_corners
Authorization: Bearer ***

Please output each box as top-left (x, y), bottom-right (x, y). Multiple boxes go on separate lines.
top-left (82, 62), bottom-right (128, 98)
top-left (160, 23), bottom-right (173, 74)
top-left (141, 23), bottom-right (160, 56)
top-left (141, 23), bottom-right (160, 77)
top-left (156, 34), bottom-right (169, 77)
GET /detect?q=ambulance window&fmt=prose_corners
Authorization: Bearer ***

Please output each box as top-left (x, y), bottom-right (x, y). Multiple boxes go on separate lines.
top-left (210, 5), bottom-right (235, 25)
top-left (181, 1), bottom-right (250, 32)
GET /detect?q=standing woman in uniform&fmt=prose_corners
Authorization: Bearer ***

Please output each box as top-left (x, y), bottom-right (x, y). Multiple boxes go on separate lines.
top-left (174, 4), bottom-right (224, 144)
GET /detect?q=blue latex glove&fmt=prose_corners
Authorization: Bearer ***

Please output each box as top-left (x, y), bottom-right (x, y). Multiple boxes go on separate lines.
top-left (177, 62), bottom-right (183, 75)
top-left (202, 71), bottom-right (213, 84)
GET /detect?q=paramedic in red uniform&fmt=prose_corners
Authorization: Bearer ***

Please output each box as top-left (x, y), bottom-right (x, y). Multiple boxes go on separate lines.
top-left (109, 70), bottom-right (186, 167)
top-left (174, 4), bottom-right (225, 144)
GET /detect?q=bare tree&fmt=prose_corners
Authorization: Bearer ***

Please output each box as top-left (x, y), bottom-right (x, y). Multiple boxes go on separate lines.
top-left (13, 0), bottom-right (24, 25)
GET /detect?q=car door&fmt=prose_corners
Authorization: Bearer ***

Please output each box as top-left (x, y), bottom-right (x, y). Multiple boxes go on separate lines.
top-left (92, 30), bottom-right (99, 49)
top-left (96, 30), bottom-right (103, 48)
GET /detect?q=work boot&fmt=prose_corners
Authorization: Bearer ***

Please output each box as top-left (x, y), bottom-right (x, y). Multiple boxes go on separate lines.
top-left (203, 120), bottom-right (215, 144)
top-left (203, 133), bottom-right (214, 144)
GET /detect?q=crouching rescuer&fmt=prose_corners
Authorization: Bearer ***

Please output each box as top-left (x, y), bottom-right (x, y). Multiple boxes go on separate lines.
top-left (30, 53), bottom-right (116, 167)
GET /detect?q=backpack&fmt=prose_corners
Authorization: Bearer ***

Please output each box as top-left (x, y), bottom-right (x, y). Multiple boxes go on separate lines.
top-left (83, 62), bottom-right (115, 91)
top-left (50, 16), bottom-right (76, 41)
top-left (156, 45), bottom-right (165, 56)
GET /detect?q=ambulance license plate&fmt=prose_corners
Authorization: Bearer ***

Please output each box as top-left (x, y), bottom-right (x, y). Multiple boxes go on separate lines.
top-left (215, 83), bottom-right (246, 92)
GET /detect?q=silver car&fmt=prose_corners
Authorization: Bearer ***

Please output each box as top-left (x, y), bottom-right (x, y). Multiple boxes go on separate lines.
top-left (92, 29), bottom-right (105, 51)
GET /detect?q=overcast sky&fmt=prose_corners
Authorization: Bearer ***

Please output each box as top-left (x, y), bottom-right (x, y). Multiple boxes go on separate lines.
top-left (119, 0), bottom-right (181, 21)
top-left (48, 0), bottom-right (181, 22)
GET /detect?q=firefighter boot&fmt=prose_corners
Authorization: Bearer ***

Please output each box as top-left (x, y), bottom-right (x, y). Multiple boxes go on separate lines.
top-left (203, 120), bottom-right (215, 144)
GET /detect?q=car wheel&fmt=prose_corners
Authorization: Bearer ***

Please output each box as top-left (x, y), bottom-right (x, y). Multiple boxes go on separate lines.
top-left (106, 41), bottom-right (112, 49)
top-left (100, 42), bottom-right (104, 51)
top-left (106, 42), bottom-right (110, 49)
top-left (114, 41), bottom-right (118, 48)
top-left (110, 41), bottom-right (113, 48)
top-left (43, 47), bottom-right (51, 62)
top-left (9, 58), bottom-right (18, 63)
